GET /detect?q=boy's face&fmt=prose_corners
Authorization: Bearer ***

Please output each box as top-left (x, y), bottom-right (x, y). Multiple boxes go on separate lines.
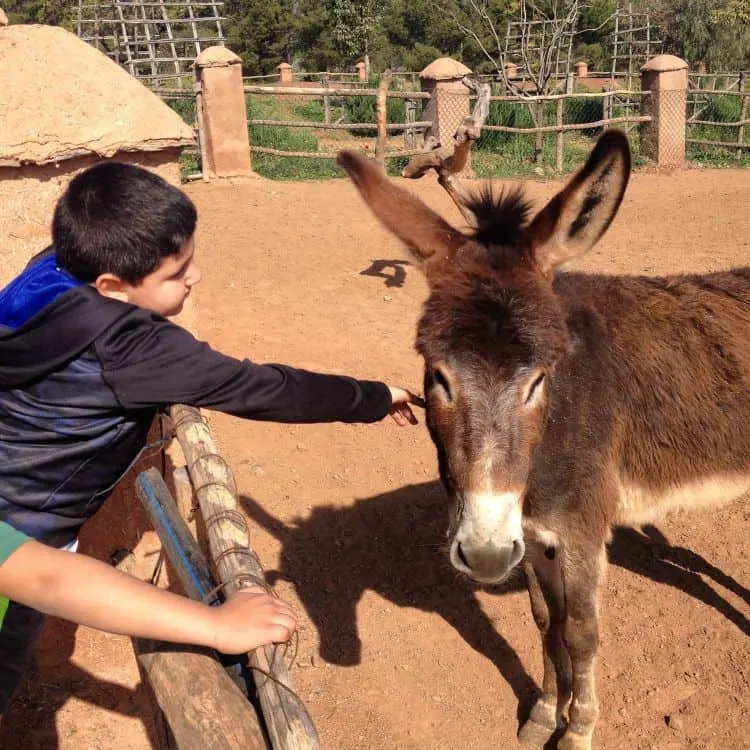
top-left (96, 237), bottom-right (201, 317)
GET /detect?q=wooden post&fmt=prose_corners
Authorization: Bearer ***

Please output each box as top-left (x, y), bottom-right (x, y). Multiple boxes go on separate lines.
top-left (375, 69), bottom-right (393, 166)
top-left (173, 466), bottom-right (198, 541)
top-left (405, 98), bottom-right (417, 148)
top-left (170, 404), bottom-right (320, 750)
top-left (135, 641), bottom-right (267, 750)
top-left (322, 73), bottom-right (331, 125)
top-left (556, 96), bottom-right (564, 172)
top-left (195, 82), bottom-right (210, 183)
top-left (534, 99), bottom-right (545, 165)
top-left (738, 72), bottom-right (748, 160)
top-left (556, 73), bottom-right (573, 172)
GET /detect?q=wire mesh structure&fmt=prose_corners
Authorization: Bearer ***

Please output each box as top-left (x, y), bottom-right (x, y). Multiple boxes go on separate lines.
top-left (504, 18), bottom-right (577, 83)
top-left (76, 0), bottom-right (225, 86)
top-left (608, 5), bottom-right (663, 80)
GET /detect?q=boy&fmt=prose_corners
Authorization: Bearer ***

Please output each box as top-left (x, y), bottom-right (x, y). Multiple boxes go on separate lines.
top-left (0, 161), bottom-right (421, 711)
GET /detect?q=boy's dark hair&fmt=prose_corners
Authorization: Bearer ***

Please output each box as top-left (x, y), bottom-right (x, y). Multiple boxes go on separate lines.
top-left (53, 161), bottom-right (197, 284)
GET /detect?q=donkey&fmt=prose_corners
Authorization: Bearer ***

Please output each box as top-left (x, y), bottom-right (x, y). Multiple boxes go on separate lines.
top-left (336, 130), bottom-right (750, 750)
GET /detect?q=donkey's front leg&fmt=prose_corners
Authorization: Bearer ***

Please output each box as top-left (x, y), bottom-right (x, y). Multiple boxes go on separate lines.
top-left (518, 546), bottom-right (571, 747)
top-left (557, 545), bottom-right (607, 750)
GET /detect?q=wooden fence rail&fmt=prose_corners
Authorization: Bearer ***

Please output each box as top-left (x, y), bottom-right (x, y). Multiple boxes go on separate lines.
top-left (245, 79), bottom-right (431, 165)
top-left (158, 62), bottom-right (750, 178)
top-left (170, 404), bottom-right (320, 750)
top-left (244, 85), bottom-right (432, 99)
top-left (686, 73), bottom-right (750, 160)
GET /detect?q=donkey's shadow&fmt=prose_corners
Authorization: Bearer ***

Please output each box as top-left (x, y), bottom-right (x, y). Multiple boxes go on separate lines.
top-left (608, 524), bottom-right (749, 635)
top-left (241, 481), bottom-right (539, 717)
top-left (243, 482), bottom-right (749, 722)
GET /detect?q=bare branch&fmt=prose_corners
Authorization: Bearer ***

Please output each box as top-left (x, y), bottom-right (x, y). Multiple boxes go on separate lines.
top-left (401, 78), bottom-right (492, 228)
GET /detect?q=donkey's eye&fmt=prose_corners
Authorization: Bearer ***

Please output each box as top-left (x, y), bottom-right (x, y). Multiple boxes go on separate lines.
top-left (431, 368), bottom-right (453, 402)
top-left (524, 372), bottom-right (546, 405)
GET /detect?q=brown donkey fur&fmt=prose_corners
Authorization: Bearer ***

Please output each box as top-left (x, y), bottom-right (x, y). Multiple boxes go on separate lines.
top-left (337, 130), bottom-right (750, 750)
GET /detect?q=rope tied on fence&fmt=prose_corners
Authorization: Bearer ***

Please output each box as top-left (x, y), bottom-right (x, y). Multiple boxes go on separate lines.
top-left (199, 569), bottom-right (307, 702)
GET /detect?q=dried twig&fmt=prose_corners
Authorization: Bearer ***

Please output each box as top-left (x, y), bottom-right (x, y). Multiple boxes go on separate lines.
top-left (402, 77), bottom-right (491, 227)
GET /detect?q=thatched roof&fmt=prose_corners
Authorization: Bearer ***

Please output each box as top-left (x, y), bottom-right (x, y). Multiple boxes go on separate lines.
top-left (0, 24), bottom-right (195, 167)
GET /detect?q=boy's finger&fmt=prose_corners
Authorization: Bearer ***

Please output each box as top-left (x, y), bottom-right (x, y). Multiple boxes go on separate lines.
top-left (397, 402), bottom-right (418, 425)
top-left (409, 393), bottom-right (426, 409)
top-left (270, 624), bottom-right (295, 643)
top-left (390, 409), bottom-right (407, 426)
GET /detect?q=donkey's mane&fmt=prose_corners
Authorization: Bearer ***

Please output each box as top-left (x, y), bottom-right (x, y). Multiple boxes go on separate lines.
top-left (464, 184), bottom-right (533, 250)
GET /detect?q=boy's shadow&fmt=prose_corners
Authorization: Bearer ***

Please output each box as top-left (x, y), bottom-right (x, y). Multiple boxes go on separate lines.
top-left (241, 480), bottom-right (540, 720)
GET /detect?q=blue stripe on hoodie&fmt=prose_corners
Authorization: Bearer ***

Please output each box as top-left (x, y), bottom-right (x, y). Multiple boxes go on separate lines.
top-left (0, 254), bottom-right (83, 331)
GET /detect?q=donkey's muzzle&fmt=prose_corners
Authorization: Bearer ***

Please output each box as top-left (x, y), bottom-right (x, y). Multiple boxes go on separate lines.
top-left (451, 538), bottom-right (525, 583)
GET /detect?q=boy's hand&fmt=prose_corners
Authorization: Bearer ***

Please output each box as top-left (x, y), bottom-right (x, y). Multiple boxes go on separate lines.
top-left (387, 386), bottom-right (425, 426)
top-left (211, 586), bottom-right (297, 654)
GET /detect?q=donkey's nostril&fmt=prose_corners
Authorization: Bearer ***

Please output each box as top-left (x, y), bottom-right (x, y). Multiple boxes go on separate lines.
top-left (511, 539), bottom-right (525, 566)
top-left (456, 542), bottom-right (470, 568)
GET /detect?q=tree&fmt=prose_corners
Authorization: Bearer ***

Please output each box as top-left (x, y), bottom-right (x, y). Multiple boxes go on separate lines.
top-left (657, 0), bottom-right (750, 70)
top-left (3, 0), bottom-right (73, 26)
top-left (438, 0), bottom-right (582, 162)
top-left (330, 0), bottom-right (387, 72)
top-left (224, 0), bottom-right (296, 75)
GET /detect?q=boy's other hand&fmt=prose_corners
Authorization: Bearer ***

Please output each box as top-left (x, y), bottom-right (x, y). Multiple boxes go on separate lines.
top-left (211, 586), bottom-right (297, 654)
top-left (387, 386), bottom-right (425, 426)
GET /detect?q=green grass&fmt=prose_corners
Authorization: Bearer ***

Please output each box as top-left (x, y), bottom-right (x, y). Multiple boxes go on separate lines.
top-left (686, 93), bottom-right (750, 167)
top-left (164, 96), bottom-right (201, 180)
top-left (246, 95), bottom-right (341, 180)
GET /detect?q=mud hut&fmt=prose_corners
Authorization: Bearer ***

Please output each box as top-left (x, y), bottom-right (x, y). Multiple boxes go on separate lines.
top-left (0, 22), bottom-right (195, 285)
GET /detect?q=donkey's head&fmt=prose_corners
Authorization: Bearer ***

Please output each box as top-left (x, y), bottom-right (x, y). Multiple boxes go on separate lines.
top-left (339, 131), bottom-right (630, 583)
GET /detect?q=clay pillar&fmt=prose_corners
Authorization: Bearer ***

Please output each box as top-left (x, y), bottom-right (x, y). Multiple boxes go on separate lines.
top-left (194, 47), bottom-right (252, 178)
top-left (355, 62), bottom-right (367, 81)
top-left (640, 54), bottom-right (689, 168)
top-left (575, 60), bottom-right (588, 79)
top-left (420, 57), bottom-right (474, 174)
top-left (277, 62), bottom-right (293, 84)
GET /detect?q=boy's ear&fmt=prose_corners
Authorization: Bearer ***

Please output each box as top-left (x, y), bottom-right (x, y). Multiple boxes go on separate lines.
top-left (94, 273), bottom-right (130, 303)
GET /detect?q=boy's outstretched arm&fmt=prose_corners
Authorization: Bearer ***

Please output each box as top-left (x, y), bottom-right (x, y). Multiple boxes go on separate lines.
top-left (95, 300), bottom-right (423, 426)
top-left (0, 532), bottom-right (295, 654)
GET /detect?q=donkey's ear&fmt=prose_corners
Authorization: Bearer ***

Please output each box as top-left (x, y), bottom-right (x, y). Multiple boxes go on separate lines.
top-left (526, 130), bottom-right (630, 276)
top-left (337, 150), bottom-right (467, 271)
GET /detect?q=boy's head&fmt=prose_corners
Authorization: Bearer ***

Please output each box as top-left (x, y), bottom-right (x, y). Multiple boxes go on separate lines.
top-left (53, 161), bottom-right (200, 317)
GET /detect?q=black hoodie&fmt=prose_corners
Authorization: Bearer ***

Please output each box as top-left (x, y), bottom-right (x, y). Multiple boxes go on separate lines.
top-left (0, 250), bottom-right (391, 547)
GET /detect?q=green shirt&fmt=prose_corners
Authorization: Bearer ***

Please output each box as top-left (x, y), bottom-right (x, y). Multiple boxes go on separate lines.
top-left (0, 521), bottom-right (31, 628)
top-left (0, 521), bottom-right (29, 566)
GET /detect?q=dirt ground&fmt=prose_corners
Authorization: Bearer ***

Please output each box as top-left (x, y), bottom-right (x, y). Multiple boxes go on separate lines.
top-left (1, 165), bottom-right (748, 750)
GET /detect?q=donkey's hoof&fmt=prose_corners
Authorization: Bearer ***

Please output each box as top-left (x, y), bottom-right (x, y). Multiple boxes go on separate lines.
top-left (518, 718), bottom-right (556, 747)
top-left (518, 698), bottom-right (557, 746)
top-left (558, 728), bottom-right (593, 750)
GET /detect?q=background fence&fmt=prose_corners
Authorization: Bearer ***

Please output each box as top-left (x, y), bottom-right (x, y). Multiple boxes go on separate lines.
top-left (243, 77), bottom-right (431, 180)
top-left (160, 57), bottom-right (750, 182)
top-left (686, 71), bottom-right (750, 166)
